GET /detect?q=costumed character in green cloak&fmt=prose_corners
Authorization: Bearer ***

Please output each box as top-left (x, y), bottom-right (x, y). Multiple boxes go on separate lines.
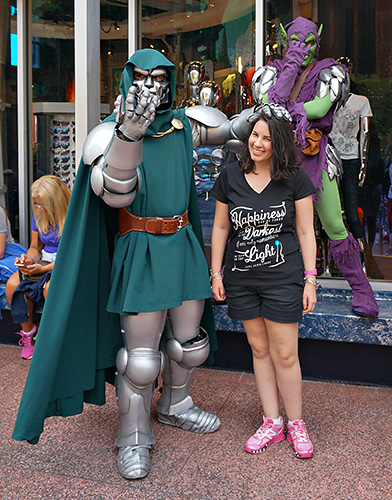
top-left (13, 49), bottom-right (226, 480)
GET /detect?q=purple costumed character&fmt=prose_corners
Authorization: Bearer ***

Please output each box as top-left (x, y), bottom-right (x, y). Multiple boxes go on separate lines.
top-left (251, 16), bottom-right (378, 318)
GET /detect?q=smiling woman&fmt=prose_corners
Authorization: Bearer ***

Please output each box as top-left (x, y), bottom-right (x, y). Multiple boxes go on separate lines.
top-left (210, 103), bottom-right (317, 459)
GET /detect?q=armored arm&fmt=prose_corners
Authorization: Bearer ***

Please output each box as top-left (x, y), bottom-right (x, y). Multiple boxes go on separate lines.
top-left (87, 87), bottom-right (158, 208)
top-left (185, 105), bottom-right (231, 148)
top-left (304, 65), bottom-right (350, 120)
top-left (358, 116), bottom-right (370, 187)
top-left (85, 122), bottom-right (143, 208)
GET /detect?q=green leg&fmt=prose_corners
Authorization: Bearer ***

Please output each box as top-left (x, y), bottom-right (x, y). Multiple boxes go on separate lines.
top-left (313, 170), bottom-right (348, 241)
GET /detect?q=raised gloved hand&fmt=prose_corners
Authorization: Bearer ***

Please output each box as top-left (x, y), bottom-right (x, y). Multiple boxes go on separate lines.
top-left (268, 41), bottom-right (312, 105)
top-left (285, 40), bottom-right (311, 68)
top-left (114, 86), bottom-right (159, 141)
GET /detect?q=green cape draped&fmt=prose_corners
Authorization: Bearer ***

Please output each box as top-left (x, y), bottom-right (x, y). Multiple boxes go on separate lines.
top-left (13, 49), bottom-right (217, 445)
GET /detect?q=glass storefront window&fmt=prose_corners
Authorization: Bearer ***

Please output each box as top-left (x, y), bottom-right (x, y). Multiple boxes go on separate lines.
top-left (1, 1), bottom-right (18, 237)
top-left (140, 1), bottom-right (256, 261)
top-left (31, 1), bottom-right (75, 191)
top-left (267, 0), bottom-right (392, 280)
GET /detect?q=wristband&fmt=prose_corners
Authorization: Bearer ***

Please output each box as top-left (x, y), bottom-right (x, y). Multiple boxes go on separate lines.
top-left (304, 269), bottom-right (317, 275)
top-left (210, 271), bottom-right (222, 282)
top-left (304, 276), bottom-right (319, 289)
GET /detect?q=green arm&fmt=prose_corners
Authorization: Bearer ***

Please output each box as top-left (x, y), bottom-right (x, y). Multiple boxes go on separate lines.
top-left (263, 90), bottom-right (333, 121)
top-left (303, 93), bottom-right (333, 120)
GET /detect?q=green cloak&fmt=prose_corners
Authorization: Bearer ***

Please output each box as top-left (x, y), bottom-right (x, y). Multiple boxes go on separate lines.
top-left (13, 49), bottom-right (217, 445)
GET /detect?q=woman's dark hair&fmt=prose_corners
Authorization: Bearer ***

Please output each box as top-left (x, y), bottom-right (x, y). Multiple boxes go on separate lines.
top-left (239, 114), bottom-right (299, 182)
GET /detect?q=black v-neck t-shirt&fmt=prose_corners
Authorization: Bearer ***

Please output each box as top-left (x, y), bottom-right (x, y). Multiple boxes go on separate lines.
top-left (210, 163), bottom-right (316, 286)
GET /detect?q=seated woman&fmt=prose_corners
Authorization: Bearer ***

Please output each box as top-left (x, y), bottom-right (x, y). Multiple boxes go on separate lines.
top-left (6, 175), bottom-right (71, 359)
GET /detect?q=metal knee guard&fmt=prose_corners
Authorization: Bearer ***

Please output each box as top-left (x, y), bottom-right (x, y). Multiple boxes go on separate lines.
top-left (115, 347), bottom-right (163, 447)
top-left (156, 328), bottom-right (210, 415)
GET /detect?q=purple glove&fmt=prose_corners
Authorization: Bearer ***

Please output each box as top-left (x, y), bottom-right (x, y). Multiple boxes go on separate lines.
top-left (269, 41), bottom-right (311, 105)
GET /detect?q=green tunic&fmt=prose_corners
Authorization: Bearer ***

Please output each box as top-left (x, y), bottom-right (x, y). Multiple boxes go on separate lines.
top-left (12, 49), bottom-right (217, 445)
top-left (108, 108), bottom-right (211, 314)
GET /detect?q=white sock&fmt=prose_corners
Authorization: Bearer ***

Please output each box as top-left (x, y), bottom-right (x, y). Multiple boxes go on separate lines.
top-left (22, 325), bottom-right (36, 336)
top-left (272, 416), bottom-right (282, 425)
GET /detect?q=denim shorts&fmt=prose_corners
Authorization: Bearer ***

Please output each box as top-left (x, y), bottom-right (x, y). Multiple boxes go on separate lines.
top-left (223, 281), bottom-right (304, 324)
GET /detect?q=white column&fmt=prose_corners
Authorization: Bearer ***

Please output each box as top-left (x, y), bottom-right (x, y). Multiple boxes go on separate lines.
top-left (74, 0), bottom-right (100, 169)
top-left (255, 0), bottom-right (265, 68)
top-left (17, 0), bottom-right (32, 247)
top-left (128, 0), bottom-right (139, 57)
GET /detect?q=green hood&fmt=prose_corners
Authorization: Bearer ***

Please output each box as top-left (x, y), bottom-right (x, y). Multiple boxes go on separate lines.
top-left (112, 49), bottom-right (176, 136)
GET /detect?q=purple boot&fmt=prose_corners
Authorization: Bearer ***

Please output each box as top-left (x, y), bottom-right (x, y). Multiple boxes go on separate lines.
top-left (329, 233), bottom-right (379, 319)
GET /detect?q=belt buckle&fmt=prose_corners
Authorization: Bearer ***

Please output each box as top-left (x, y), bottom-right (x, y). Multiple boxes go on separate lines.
top-left (174, 215), bottom-right (183, 231)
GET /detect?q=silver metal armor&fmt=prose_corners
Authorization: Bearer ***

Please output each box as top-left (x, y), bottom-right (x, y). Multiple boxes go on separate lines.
top-left (116, 300), bottom-right (220, 480)
top-left (198, 80), bottom-right (222, 108)
top-left (86, 121), bottom-right (143, 208)
top-left (315, 65), bottom-right (350, 179)
top-left (316, 65), bottom-right (350, 111)
top-left (252, 66), bottom-right (277, 104)
top-left (359, 116), bottom-right (369, 187)
top-left (185, 105), bottom-right (231, 148)
top-left (326, 143), bottom-right (343, 180)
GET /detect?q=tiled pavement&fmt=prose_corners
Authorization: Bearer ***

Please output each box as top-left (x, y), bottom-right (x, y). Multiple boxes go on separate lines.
top-left (1, 343), bottom-right (391, 500)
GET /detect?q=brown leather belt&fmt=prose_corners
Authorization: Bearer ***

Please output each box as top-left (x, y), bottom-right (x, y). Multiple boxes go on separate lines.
top-left (118, 207), bottom-right (189, 236)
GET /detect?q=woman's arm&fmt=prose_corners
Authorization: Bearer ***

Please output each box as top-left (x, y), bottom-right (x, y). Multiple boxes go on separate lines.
top-left (295, 195), bottom-right (317, 313)
top-left (15, 230), bottom-right (47, 275)
top-left (211, 200), bottom-right (231, 301)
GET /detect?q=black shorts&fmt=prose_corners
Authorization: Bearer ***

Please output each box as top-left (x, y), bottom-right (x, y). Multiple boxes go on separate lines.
top-left (223, 281), bottom-right (304, 324)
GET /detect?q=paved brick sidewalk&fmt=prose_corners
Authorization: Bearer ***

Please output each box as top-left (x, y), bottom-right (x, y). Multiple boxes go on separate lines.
top-left (1, 344), bottom-right (391, 500)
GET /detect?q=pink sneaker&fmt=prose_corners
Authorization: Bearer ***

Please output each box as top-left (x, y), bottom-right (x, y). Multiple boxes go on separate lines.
top-left (244, 416), bottom-right (285, 454)
top-left (287, 420), bottom-right (314, 458)
top-left (16, 325), bottom-right (37, 360)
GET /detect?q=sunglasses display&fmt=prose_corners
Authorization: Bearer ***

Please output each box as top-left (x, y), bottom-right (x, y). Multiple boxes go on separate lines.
top-left (49, 116), bottom-right (76, 189)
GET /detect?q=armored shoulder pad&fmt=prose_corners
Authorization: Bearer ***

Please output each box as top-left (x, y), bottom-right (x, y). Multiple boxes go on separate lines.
top-left (82, 121), bottom-right (116, 166)
top-left (316, 65), bottom-right (350, 110)
top-left (185, 105), bottom-right (227, 128)
top-left (252, 66), bottom-right (277, 104)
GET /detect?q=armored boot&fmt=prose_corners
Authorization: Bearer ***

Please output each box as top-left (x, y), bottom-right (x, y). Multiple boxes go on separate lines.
top-left (115, 346), bottom-right (162, 479)
top-left (329, 233), bottom-right (379, 318)
top-left (156, 328), bottom-right (220, 434)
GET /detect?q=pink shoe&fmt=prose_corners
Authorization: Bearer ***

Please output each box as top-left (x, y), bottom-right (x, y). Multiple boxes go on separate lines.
top-left (244, 416), bottom-right (285, 454)
top-left (287, 420), bottom-right (314, 458)
top-left (16, 325), bottom-right (37, 360)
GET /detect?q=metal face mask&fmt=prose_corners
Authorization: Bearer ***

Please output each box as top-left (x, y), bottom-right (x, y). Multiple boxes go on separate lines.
top-left (198, 81), bottom-right (221, 107)
top-left (133, 66), bottom-right (170, 106)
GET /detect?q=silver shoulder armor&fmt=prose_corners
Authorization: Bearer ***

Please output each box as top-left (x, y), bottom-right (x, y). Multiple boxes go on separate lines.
top-left (85, 122), bottom-right (142, 208)
top-left (252, 66), bottom-right (277, 104)
top-left (185, 105), bottom-right (227, 127)
top-left (185, 105), bottom-right (230, 147)
top-left (83, 121), bottom-right (116, 166)
top-left (316, 65), bottom-right (350, 111)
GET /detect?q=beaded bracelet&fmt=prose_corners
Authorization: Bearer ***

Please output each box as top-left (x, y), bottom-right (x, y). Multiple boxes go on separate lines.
top-left (304, 276), bottom-right (319, 289)
top-left (304, 269), bottom-right (317, 275)
top-left (210, 271), bottom-right (222, 282)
